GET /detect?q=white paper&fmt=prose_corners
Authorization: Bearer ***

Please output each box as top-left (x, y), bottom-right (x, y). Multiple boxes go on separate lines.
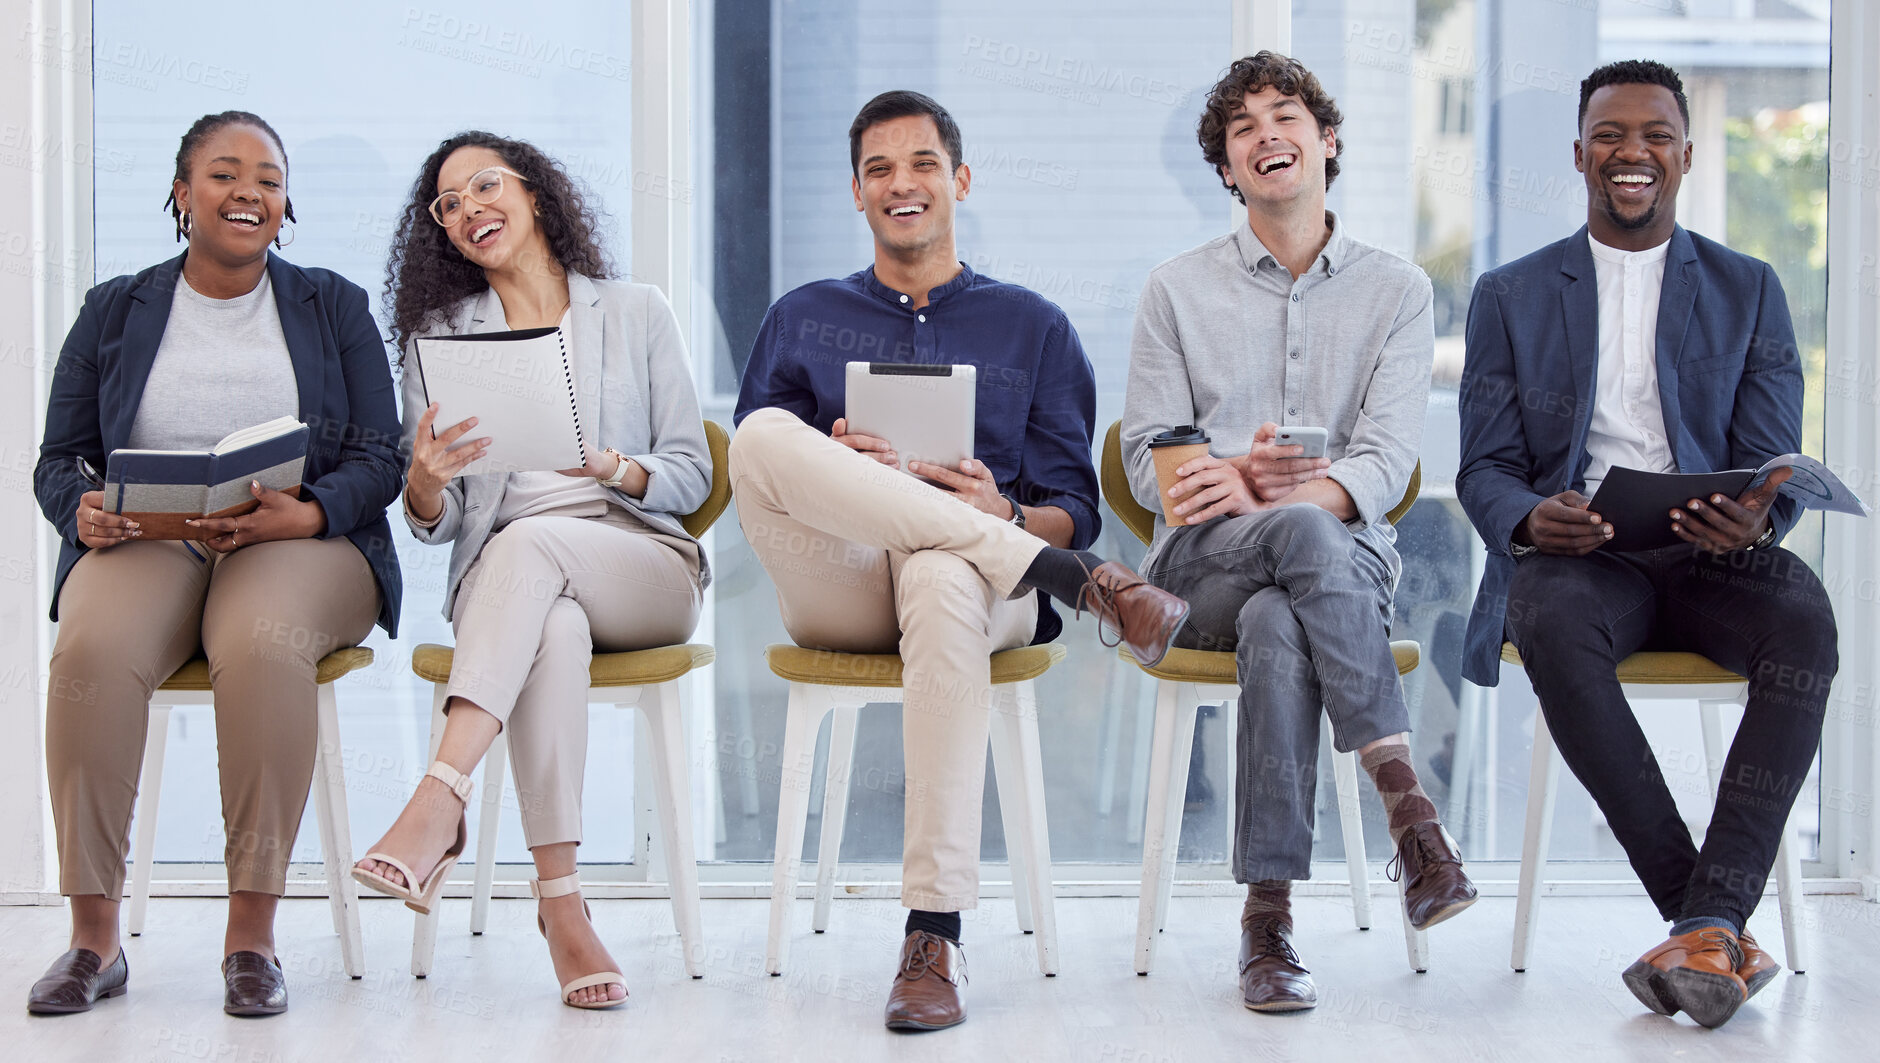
top-left (1748, 453), bottom-right (1872, 516)
top-left (414, 330), bottom-right (586, 475)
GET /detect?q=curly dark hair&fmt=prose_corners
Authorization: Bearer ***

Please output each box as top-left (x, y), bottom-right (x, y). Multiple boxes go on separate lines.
top-left (1578, 59), bottom-right (1689, 134)
top-left (385, 131), bottom-right (613, 358)
top-left (164, 110), bottom-right (297, 243)
top-left (1197, 52), bottom-right (1343, 202)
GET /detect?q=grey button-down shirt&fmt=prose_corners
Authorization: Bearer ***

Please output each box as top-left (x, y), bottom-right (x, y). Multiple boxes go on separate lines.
top-left (1122, 212), bottom-right (1435, 576)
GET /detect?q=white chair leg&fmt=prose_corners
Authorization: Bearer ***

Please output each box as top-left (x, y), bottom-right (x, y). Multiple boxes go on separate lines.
top-left (988, 689), bottom-right (1035, 935)
top-left (1698, 699), bottom-right (1728, 801)
top-left (1512, 707), bottom-right (1561, 971)
top-left (767, 684), bottom-right (828, 975)
top-left (812, 704), bottom-right (858, 934)
top-left (128, 705), bottom-right (174, 938)
top-left (992, 680), bottom-right (1057, 976)
top-left (312, 684), bottom-right (365, 977)
top-left (1397, 855), bottom-right (1431, 973)
top-left (412, 685), bottom-right (449, 978)
top-left (1331, 743), bottom-right (1373, 931)
top-left (470, 731), bottom-right (507, 937)
top-left (1134, 682), bottom-right (1195, 975)
top-left (1774, 816), bottom-right (1807, 973)
top-left (642, 682), bottom-right (705, 978)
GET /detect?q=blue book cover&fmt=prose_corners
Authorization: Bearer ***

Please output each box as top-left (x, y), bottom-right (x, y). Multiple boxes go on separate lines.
top-left (102, 418), bottom-right (309, 539)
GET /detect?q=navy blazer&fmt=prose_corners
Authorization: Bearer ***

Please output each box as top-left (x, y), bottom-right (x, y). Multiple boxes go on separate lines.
top-left (35, 252), bottom-right (405, 636)
top-left (1455, 225), bottom-right (1802, 685)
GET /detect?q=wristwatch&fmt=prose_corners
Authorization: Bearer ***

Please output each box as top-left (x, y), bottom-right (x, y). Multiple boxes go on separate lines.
top-left (1001, 492), bottom-right (1026, 530)
top-left (1745, 525), bottom-right (1776, 551)
top-left (598, 448), bottom-right (633, 489)
top-left (1510, 541), bottom-right (1538, 558)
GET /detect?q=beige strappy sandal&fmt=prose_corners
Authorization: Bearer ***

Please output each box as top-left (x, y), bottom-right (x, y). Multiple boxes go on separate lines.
top-left (351, 761), bottom-right (472, 914)
top-left (533, 872), bottom-right (627, 1010)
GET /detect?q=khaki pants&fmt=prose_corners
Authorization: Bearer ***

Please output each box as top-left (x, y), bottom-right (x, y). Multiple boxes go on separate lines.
top-left (47, 537), bottom-right (379, 898)
top-left (448, 507), bottom-right (702, 847)
top-left (729, 408), bottom-right (1046, 911)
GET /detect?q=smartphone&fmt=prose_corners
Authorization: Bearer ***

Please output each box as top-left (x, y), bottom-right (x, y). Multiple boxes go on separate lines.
top-left (1275, 426), bottom-right (1329, 459)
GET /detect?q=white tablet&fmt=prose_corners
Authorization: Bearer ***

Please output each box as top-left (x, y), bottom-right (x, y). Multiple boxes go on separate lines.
top-left (843, 362), bottom-right (977, 476)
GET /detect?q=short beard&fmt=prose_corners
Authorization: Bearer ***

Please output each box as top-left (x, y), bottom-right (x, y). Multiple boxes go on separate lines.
top-left (1603, 198), bottom-right (1659, 232)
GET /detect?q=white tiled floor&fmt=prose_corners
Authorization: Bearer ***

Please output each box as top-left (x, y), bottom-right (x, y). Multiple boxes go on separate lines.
top-left (3, 893), bottom-right (1874, 1062)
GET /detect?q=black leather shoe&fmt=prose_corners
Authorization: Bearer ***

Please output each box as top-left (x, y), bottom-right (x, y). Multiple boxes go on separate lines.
top-left (27, 948), bottom-right (128, 1014)
top-left (222, 952), bottom-right (287, 1016)
top-left (1238, 919), bottom-right (1317, 1012)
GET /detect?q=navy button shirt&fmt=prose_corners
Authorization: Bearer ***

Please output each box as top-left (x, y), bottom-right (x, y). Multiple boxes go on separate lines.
top-left (734, 263), bottom-right (1100, 644)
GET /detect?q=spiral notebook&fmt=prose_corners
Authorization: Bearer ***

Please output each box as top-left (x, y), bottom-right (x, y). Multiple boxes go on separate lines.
top-left (412, 326), bottom-right (586, 475)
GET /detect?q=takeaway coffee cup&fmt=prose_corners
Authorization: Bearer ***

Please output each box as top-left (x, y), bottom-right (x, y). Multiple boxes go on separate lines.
top-left (1148, 425), bottom-right (1211, 525)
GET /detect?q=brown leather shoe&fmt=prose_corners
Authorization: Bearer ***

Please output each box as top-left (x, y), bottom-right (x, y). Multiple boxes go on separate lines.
top-left (1387, 820), bottom-right (1478, 930)
top-left (883, 931), bottom-right (966, 1031)
top-left (1735, 930), bottom-right (1780, 1001)
top-left (27, 948), bottom-right (128, 1015)
top-left (1238, 918), bottom-right (1317, 1012)
top-left (222, 952), bottom-right (288, 1017)
top-left (1621, 929), bottom-right (1748, 1028)
top-left (1076, 561), bottom-right (1189, 667)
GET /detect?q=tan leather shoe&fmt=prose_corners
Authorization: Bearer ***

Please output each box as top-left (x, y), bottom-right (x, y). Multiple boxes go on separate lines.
top-left (1076, 561), bottom-right (1189, 667)
top-left (1387, 820), bottom-right (1478, 930)
top-left (883, 931), bottom-right (966, 1032)
top-left (1621, 929), bottom-right (1748, 1028)
top-left (1239, 918), bottom-right (1317, 1012)
top-left (1736, 930), bottom-right (1780, 1001)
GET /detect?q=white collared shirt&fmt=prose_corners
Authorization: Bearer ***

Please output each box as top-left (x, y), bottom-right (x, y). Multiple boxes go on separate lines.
top-left (1581, 233), bottom-right (1676, 495)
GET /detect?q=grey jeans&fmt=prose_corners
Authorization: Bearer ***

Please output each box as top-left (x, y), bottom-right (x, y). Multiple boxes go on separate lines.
top-left (1149, 504), bottom-right (1410, 881)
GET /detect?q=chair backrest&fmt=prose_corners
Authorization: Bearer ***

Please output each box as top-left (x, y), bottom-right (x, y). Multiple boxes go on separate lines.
top-left (1099, 419), bottom-right (1419, 548)
top-left (680, 420), bottom-right (733, 539)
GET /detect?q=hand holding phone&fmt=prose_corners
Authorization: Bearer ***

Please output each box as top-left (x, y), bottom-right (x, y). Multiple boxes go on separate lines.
top-left (1275, 425), bottom-right (1328, 459)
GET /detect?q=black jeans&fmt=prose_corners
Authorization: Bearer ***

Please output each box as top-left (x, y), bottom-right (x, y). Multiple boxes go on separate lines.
top-left (1505, 545), bottom-right (1837, 930)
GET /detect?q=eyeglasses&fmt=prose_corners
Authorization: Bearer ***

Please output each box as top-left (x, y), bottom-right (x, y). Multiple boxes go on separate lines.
top-left (429, 166), bottom-right (527, 227)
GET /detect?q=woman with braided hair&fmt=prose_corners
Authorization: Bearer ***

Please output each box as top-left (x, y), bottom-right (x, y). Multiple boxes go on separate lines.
top-left (27, 111), bottom-right (402, 1017)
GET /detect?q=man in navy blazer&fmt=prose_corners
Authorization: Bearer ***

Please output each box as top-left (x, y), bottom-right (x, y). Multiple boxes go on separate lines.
top-left (1457, 61), bottom-right (1836, 1028)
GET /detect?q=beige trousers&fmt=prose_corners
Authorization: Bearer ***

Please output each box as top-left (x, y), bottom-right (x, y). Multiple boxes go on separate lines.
top-left (448, 507), bottom-right (703, 847)
top-left (46, 537), bottom-right (379, 898)
top-left (729, 408), bottom-right (1047, 910)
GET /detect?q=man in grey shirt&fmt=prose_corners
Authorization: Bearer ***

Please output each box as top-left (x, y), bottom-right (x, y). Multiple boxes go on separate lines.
top-left (1122, 51), bottom-right (1475, 1013)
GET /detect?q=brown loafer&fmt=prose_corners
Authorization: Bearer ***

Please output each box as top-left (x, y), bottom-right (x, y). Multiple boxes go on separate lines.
top-left (222, 951), bottom-right (288, 1017)
top-left (1238, 918), bottom-right (1317, 1012)
top-left (1077, 561), bottom-right (1189, 667)
top-left (1735, 930), bottom-right (1780, 1001)
top-left (1621, 929), bottom-right (1747, 1028)
top-left (883, 931), bottom-right (966, 1032)
top-left (27, 948), bottom-right (128, 1015)
top-left (1387, 820), bottom-right (1478, 930)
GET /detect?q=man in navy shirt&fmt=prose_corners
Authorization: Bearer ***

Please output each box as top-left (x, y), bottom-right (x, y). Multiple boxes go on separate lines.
top-left (732, 90), bottom-right (1188, 1032)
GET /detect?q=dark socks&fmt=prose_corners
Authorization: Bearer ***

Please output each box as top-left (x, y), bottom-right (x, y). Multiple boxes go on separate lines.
top-left (906, 909), bottom-right (961, 942)
top-left (1358, 742), bottom-right (1439, 849)
top-left (1022, 548), bottom-right (1108, 608)
top-left (1242, 880), bottom-right (1292, 930)
top-left (1671, 914), bottom-right (1742, 937)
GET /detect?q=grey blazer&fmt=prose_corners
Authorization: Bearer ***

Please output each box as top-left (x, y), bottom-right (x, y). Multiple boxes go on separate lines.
top-left (401, 271), bottom-right (713, 618)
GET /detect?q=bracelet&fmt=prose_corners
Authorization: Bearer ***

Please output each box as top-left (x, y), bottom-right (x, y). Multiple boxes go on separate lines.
top-left (403, 488), bottom-right (443, 529)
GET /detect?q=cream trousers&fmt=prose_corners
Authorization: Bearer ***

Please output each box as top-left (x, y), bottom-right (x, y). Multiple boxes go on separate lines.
top-left (447, 507), bottom-right (702, 847)
top-left (730, 408), bottom-right (1046, 911)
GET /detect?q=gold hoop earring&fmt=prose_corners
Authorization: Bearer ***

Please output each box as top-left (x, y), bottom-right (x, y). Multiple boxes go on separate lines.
top-left (176, 211), bottom-right (191, 242)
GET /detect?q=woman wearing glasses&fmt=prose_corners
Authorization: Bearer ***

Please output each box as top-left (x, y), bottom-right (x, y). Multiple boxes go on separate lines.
top-left (353, 132), bottom-right (709, 1010)
top-left (28, 111), bottom-right (402, 1017)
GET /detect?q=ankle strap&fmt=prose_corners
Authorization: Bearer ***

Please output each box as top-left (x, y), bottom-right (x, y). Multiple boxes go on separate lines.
top-left (530, 872), bottom-right (582, 900)
top-left (425, 761), bottom-right (474, 805)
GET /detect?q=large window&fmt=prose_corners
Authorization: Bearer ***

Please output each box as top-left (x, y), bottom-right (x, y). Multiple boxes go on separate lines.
top-left (86, 0), bottom-right (1836, 883)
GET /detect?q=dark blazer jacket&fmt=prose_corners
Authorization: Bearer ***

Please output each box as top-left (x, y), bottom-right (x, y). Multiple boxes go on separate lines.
top-left (35, 252), bottom-right (405, 636)
top-left (1455, 225), bottom-right (1803, 685)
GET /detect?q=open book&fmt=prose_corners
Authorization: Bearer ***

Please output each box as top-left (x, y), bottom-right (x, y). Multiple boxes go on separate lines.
top-left (411, 327), bottom-right (587, 475)
top-left (103, 416), bottom-right (309, 540)
top-left (1589, 454), bottom-right (1871, 553)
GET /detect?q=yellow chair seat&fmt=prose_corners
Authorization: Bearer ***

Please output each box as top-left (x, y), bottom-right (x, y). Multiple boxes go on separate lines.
top-left (764, 643), bottom-right (1068, 689)
top-left (1499, 643), bottom-right (1744, 685)
top-left (1121, 640), bottom-right (1421, 684)
top-left (156, 646), bottom-right (376, 691)
top-left (410, 642), bottom-right (715, 687)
